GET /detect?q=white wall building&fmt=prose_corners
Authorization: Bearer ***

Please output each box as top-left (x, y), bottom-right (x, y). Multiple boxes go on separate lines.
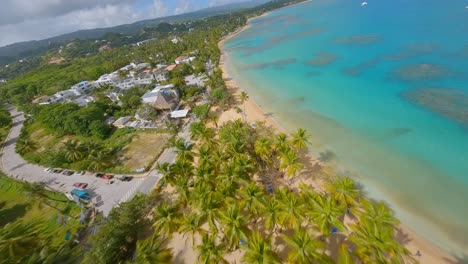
top-left (71, 81), bottom-right (95, 96)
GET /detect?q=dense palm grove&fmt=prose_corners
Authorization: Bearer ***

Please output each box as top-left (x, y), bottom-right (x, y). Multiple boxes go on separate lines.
top-left (82, 119), bottom-right (412, 263)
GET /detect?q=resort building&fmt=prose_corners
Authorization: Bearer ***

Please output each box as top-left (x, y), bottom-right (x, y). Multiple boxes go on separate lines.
top-left (70, 81), bottom-right (95, 96)
top-left (154, 90), bottom-right (179, 110)
top-left (112, 116), bottom-right (132, 128)
top-left (170, 109), bottom-right (189, 119)
top-left (153, 69), bottom-right (168, 82)
top-left (141, 84), bottom-right (179, 111)
top-left (175, 56), bottom-right (196, 65)
top-left (73, 95), bottom-right (95, 107)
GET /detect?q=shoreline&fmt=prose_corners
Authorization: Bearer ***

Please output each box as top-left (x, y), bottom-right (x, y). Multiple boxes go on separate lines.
top-left (217, 11), bottom-right (455, 264)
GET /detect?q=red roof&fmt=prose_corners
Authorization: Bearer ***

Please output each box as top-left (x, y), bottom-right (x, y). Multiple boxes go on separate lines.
top-left (165, 64), bottom-right (177, 71)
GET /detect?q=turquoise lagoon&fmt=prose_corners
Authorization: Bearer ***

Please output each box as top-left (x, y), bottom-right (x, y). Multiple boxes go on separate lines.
top-left (223, 0), bottom-right (468, 255)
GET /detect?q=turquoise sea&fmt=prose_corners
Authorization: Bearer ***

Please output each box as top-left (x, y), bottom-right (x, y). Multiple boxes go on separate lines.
top-left (223, 0), bottom-right (468, 256)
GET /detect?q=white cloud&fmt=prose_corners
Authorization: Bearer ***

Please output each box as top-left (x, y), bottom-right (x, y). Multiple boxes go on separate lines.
top-left (0, 0), bottom-right (135, 26)
top-left (175, 0), bottom-right (192, 15)
top-left (0, 3), bottom-right (142, 47)
top-left (208, 0), bottom-right (246, 7)
top-left (0, 0), bottom-right (251, 47)
top-left (151, 0), bottom-right (169, 18)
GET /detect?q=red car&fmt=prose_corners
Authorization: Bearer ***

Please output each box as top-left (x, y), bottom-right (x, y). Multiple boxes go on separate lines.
top-left (102, 174), bottom-right (114, 180)
top-left (73, 182), bottom-right (88, 189)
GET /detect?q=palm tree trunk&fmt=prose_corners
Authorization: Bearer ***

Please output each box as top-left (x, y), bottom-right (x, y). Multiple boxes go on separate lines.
top-left (243, 102), bottom-right (247, 122)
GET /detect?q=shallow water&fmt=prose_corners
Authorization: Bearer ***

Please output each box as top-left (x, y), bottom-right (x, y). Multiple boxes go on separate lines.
top-left (223, 0), bottom-right (468, 255)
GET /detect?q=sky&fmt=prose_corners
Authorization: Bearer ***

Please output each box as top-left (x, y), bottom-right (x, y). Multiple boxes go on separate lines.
top-left (0, 0), bottom-right (247, 47)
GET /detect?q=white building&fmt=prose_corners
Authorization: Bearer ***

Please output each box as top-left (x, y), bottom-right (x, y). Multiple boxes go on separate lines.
top-left (175, 56), bottom-right (196, 65)
top-left (153, 70), bottom-right (168, 83)
top-left (71, 81), bottom-right (95, 96)
top-left (106, 88), bottom-right (122, 102)
top-left (141, 84), bottom-right (176, 104)
top-left (55, 90), bottom-right (76, 100)
top-left (73, 96), bottom-right (95, 107)
top-left (95, 73), bottom-right (118, 86)
top-left (184, 74), bottom-right (205, 87)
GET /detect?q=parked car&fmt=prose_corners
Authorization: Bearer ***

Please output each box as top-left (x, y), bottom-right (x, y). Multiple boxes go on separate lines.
top-left (62, 170), bottom-right (74, 176)
top-left (73, 182), bottom-right (88, 189)
top-left (77, 171), bottom-right (85, 175)
top-left (102, 174), bottom-right (114, 180)
top-left (44, 167), bottom-right (52, 172)
top-left (71, 189), bottom-right (90, 201)
top-left (95, 173), bottom-right (104, 178)
top-left (52, 169), bottom-right (63, 173)
top-left (118, 176), bottom-right (133, 182)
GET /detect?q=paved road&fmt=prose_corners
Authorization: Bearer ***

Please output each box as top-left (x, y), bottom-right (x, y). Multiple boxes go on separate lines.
top-left (0, 106), bottom-right (187, 216)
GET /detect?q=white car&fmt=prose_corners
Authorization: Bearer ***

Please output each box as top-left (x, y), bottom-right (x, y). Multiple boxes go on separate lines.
top-left (44, 168), bottom-right (52, 172)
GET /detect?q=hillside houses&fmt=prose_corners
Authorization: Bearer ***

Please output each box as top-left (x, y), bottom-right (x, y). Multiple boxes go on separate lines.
top-left (39, 80), bottom-right (96, 106)
top-left (71, 81), bottom-right (94, 95)
top-left (94, 62), bottom-right (168, 90)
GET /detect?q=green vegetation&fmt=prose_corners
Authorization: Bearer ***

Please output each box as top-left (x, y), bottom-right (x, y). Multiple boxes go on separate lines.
top-left (0, 174), bottom-right (82, 263)
top-left (192, 103), bottom-right (211, 120)
top-left (82, 194), bottom-right (158, 264)
top-left (79, 119), bottom-right (411, 263)
top-left (0, 106), bottom-right (12, 144)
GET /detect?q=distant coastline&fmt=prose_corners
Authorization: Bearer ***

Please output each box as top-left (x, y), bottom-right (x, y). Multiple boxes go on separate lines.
top-left (217, 3), bottom-right (456, 263)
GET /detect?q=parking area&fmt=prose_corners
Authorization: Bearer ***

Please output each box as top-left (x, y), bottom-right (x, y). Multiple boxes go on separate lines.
top-left (0, 107), bottom-right (157, 215)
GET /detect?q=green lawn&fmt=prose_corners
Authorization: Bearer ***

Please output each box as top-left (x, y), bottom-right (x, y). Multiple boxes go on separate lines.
top-left (116, 131), bottom-right (170, 173)
top-left (0, 174), bottom-right (82, 248)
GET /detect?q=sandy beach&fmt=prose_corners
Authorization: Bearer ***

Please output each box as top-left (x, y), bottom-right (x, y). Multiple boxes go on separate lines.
top-left (216, 13), bottom-right (456, 264)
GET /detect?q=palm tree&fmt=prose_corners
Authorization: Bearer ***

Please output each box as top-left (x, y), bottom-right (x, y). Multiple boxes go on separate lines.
top-left (291, 128), bottom-right (310, 152)
top-left (173, 139), bottom-right (194, 163)
top-left (242, 232), bottom-right (280, 264)
top-left (239, 91), bottom-right (249, 121)
top-left (22, 182), bottom-right (68, 210)
top-left (193, 185), bottom-right (222, 234)
top-left (281, 230), bottom-right (331, 263)
top-left (87, 150), bottom-right (110, 172)
top-left (63, 139), bottom-right (86, 162)
top-left (16, 138), bottom-right (37, 154)
top-left (178, 212), bottom-right (206, 247)
top-left (360, 200), bottom-right (400, 230)
top-left (152, 201), bottom-right (180, 235)
top-left (207, 112), bottom-right (219, 128)
top-left (193, 162), bottom-right (215, 189)
top-left (156, 162), bottom-right (173, 184)
top-left (277, 188), bottom-right (305, 230)
top-left (254, 137), bottom-right (273, 164)
top-left (274, 133), bottom-right (289, 153)
top-left (349, 220), bottom-right (408, 263)
top-left (239, 182), bottom-right (265, 217)
top-left (218, 203), bottom-right (250, 249)
top-left (133, 234), bottom-right (173, 263)
top-left (338, 243), bottom-right (355, 264)
top-left (261, 197), bottom-right (282, 234)
top-left (196, 233), bottom-right (228, 264)
top-left (307, 195), bottom-right (345, 236)
top-left (326, 177), bottom-right (362, 209)
top-left (0, 220), bottom-right (47, 263)
top-left (279, 150), bottom-right (303, 178)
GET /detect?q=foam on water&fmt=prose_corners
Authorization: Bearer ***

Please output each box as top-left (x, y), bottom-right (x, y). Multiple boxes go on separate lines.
top-left (224, 0), bottom-right (468, 256)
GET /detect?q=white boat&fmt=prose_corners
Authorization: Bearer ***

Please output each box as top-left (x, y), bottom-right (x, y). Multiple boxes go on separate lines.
top-left (362, 2), bottom-right (368, 6)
